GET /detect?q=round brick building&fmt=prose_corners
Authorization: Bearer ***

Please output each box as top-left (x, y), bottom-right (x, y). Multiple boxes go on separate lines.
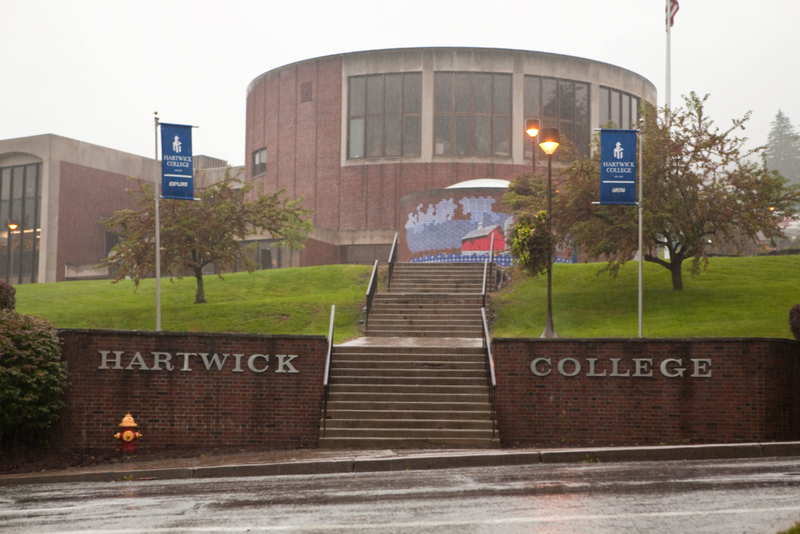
top-left (244, 47), bottom-right (656, 266)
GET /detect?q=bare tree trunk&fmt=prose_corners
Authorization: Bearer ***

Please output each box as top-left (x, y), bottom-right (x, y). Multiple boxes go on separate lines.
top-left (194, 266), bottom-right (206, 304)
top-left (669, 260), bottom-right (684, 291)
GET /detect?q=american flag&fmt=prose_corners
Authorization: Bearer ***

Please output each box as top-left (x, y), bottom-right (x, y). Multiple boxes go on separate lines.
top-left (667, 0), bottom-right (680, 29)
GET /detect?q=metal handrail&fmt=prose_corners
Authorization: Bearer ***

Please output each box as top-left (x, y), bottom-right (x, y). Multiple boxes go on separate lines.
top-left (387, 232), bottom-right (398, 291)
top-left (481, 307), bottom-right (498, 439)
top-left (482, 260), bottom-right (488, 308)
top-left (364, 260), bottom-right (379, 329)
top-left (322, 305), bottom-right (335, 437)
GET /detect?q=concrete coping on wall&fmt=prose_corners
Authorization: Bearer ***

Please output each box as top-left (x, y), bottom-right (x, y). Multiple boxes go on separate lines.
top-left (57, 328), bottom-right (327, 341)
top-left (493, 336), bottom-right (800, 344)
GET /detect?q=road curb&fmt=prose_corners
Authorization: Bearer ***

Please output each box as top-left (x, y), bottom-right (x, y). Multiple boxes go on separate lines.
top-left (3, 442), bottom-right (799, 486)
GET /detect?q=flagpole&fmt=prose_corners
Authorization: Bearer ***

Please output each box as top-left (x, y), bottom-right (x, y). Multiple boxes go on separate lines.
top-left (666, 0), bottom-right (671, 110)
top-left (154, 112), bottom-right (161, 332)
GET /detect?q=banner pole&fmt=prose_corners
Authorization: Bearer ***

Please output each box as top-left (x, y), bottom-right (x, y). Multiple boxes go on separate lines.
top-left (638, 125), bottom-right (644, 338)
top-left (154, 112), bottom-right (161, 332)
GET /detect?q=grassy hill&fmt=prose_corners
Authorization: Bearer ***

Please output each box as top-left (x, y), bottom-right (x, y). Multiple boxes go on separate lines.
top-left (492, 255), bottom-right (800, 339)
top-left (12, 256), bottom-right (800, 341)
top-left (14, 265), bottom-right (374, 343)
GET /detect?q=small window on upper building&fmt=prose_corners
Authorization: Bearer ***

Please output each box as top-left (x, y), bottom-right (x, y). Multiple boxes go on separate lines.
top-left (252, 147), bottom-right (267, 177)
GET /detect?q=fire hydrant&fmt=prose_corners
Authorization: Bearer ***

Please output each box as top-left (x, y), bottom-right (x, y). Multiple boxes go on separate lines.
top-left (113, 413), bottom-right (142, 454)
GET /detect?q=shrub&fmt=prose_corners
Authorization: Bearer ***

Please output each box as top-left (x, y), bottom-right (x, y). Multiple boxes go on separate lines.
top-left (0, 280), bottom-right (15, 310)
top-left (790, 303), bottom-right (800, 342)
top-left (0, 310), bottom-right (68, 448)
top-left (509, 211), bottom-right (555, 276)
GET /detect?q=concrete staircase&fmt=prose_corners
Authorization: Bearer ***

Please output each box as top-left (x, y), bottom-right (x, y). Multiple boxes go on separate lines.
top-left (364, 263), bottom-right (489, 338)
top-left (318, 344), bottom-right (497, 448)
top-left (319, 261), bottom-right (498, 449)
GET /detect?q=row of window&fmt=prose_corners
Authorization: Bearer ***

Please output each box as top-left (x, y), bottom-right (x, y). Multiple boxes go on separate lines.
top-left (1, 163), bottom-right (42, 284)
top-left (250, 73), bottom-right (642, 173)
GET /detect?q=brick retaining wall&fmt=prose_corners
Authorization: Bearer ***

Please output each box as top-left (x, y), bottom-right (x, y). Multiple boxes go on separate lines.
top-left (492, 338), bottom-right (800, 446)
top-left (56, 330), bottom-right (327, 450)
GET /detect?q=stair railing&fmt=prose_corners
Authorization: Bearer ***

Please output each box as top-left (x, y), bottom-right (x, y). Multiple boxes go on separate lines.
top-left (482, 260), bottom-right (488, 308)
top-left (481, 307), bottom-right (498, 439)
top-left (365, 259), bottom-right (379, 329)
top-left (322, 304), bottom-right (335, 438)
top-left (387, 232), bottom-right (398, 291)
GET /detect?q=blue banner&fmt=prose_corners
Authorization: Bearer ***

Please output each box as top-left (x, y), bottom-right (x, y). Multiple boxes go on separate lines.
top-left (599, 129), bottom-right (637, 205)
top-left (160, 123), bottom-right (194, 200)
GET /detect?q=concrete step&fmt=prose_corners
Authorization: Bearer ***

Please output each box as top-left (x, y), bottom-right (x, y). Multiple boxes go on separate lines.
top-left (326, 409), bottom-right (491, 421)
top-left (326, 401), bottom-right (491, 412)
top-left (318, 427), bottom-right (496, 439)
top-left (365, 330), bottom-right (482, 338)
top-left (317, 437), bottom-right (500, 449)
top-left (321, 418), bottom-right (494, 430)
top-left (330, 368), bottom-right (486, 379)
top-left (328, 375), bottom-right (486, 386)
top-left (331, 360), bottom-right (485, 370)
top-left (366, 319), bottom-right (483, 328)
top-left (333, 346), bottom-right (484, 355)
top-left (327, 386), bottom-right (489, 399)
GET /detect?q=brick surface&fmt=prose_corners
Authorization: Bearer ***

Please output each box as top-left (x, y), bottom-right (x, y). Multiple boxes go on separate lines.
top-left (492, 338), bottom-right (800, 445)
top-left (56, 329), bottom-right (327, 449)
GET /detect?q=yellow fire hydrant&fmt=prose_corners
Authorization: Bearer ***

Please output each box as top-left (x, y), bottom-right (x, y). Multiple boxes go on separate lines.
top-left (113, 413), bottom-right (142, 454)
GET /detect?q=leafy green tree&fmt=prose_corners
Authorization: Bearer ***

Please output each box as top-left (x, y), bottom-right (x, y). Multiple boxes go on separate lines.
top-left (0, 310), bottom-right (68, 448)
top-left (507, 93), bottom-right (800, 290)
top-left (765, 110), bottom-right (800, 188)
top-left (99, 169), bottom-right (312, 304)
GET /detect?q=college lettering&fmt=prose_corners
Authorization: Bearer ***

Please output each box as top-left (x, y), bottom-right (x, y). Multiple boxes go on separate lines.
top-left (98, 351), bottom-right (300, 374)
top-left (530, 357), bottom-right (712, 378)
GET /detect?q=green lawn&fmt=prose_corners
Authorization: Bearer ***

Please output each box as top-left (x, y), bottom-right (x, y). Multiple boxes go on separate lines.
top-left (12, 256), bottom-right (800, 341)
top-left (492, 255), bottom-right (800, 339)
top-left (15, 265), bottom-right (375, 343)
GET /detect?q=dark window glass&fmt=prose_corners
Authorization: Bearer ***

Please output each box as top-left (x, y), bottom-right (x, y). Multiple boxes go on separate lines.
top-left (384, 115), bottom-right (401, 157)
top-left (599, 86), bottom-right (610, 126)
top-left (559, 81), bottom-right (574, 122)
top-left (611, 91), bottom-right (620, 128)
top-left (435, 72), bottom-right (452, 113)
top-left (1, 163), bottom-right (41, 284)
top-left (252, 147), bottom-right (267, 176)
top-left (622, 93), bottom-right (631, 129)
top-left (455, 115), bottom-right (471, 156)
top-left (403, 116), bottom-right (421, 155)
top-left (575, 84), bottom-right (589, 125)
top-left (349, 72), bottom-right (421, 159)
top-left (404, 73), bottom-right (421, 114)
top-left (542, 78), bottom-right (558, 119)
top-left (434, 115), bottom-right (451, 155)
top-left (435, 72), bottom-right (512, 157)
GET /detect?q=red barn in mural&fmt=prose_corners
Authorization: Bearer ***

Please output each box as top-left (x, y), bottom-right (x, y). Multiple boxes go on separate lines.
top-left (461, 225), bottom-right (505, 256)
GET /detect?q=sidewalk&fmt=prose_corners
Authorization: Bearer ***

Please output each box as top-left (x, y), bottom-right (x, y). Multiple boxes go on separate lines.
top-left (3, 442), bottom-right (800, 486)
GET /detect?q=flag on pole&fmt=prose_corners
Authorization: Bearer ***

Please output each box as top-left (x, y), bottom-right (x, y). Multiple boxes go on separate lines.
top-left (666, 0), bottom-right (679, 30)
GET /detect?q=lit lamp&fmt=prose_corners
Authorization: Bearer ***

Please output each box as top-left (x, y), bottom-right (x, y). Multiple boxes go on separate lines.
top-left (538, 129), bottom-right (560, 338)
top-left (7, 219), bottom-right (19, 283)
top-left (525, 119), bottom-right (540, 173)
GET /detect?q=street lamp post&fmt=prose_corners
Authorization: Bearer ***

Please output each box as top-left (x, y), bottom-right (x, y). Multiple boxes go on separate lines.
top-left (525, 119), bottom-right (540, 175)
top-left (538, 129), bottom-right (560, 339)
top-left (6, 219), bottom-right (19, 284)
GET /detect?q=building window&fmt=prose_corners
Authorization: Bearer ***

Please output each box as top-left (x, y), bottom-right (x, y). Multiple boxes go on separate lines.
top-left (434, 72), bottom-right (511, 157)
top-left (348, 72), bottom-right (421, 159)
top-left (1, 163), bottom-right (41, 284)
top-left (524, 76), bottom-right (590, 160)
top-left (300, 82), bottom-right (313, 103)
top-left (252, 147), bottom-right (267, 177)
top-left (599, 86), bottom-right (641, 130)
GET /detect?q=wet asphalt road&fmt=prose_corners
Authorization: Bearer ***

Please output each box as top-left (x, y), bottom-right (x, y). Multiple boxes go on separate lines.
top-left (2, 456), bottom-right (800, 533)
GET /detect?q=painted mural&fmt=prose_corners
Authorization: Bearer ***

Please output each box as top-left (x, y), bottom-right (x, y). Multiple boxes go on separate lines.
top-left (405, 195), bottom-right (515, 266)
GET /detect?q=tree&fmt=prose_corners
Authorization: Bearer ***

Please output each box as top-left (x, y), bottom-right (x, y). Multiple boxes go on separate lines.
top-left (765, 110), bottom-right (800, 188)
top-left (0, 310), bottom-right (68, 448)
top-left (99, 169), bottom-right (313, 303)
top-left (506, 93), bottom-right (800, 290)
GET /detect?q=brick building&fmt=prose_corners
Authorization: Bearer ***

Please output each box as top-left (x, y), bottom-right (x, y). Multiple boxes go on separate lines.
top-left (245, 47), bottom-right (656, 266)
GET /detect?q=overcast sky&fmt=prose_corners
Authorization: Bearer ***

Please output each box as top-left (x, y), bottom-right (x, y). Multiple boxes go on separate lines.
top-left (1, 0), bottom-right (798, 166)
